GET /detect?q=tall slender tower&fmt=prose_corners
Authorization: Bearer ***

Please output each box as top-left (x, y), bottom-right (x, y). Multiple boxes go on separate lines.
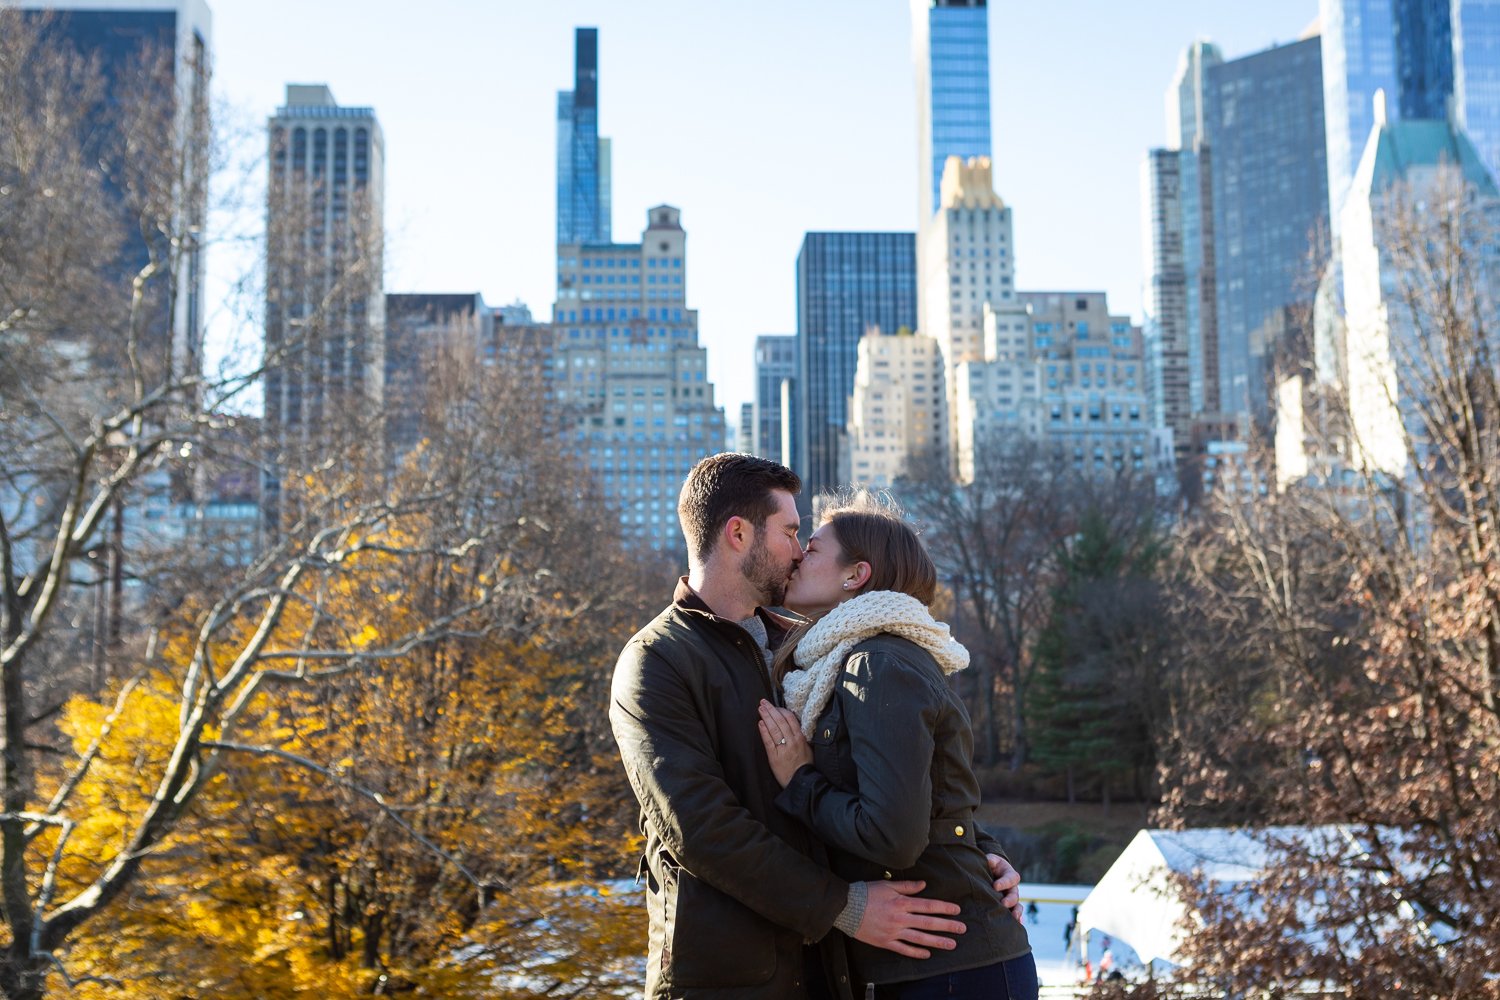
top-left (1206, 37), bottom-right (1328, 418)
top-left (1144, 40), bottom-right (1223, 462)
top-left (911, 0), bottom-right (993, 227)
top-left (264, 84), bottom-right (386, 471)
top-left (557, 27), bottom-right (611, 246)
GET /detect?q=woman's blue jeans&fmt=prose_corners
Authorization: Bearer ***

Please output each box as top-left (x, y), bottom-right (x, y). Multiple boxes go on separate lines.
top-left (870, 953), bottom-right (1040, 1000)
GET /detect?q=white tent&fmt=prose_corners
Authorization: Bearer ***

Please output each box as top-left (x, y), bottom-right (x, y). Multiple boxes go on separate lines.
top-left (1075, 825), bottom-right (1439, 969)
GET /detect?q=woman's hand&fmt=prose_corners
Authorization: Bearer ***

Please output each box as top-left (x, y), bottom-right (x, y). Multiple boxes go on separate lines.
top-left (757, 700), bottom-right (813, 787)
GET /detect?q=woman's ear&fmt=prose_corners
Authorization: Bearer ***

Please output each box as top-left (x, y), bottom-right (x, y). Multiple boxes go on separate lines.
top-left (848, 561), bottom-right (873, 590)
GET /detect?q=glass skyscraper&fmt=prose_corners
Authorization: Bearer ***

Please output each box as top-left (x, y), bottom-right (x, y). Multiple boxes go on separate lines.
top-left (752, 335), bottom-right (797, 463)
top-left (1205, 37), bottom-right (1329, 418)
top-left (911, 0), bottom-right (992, 224)
top-left (1455, 0), bottom-right (1500, 184)
top-left (795, 233), bottom-right (918, 503)
top-left (1394, 0), bottom-right (1454, 118)
top-left (1146, 40), bottom-right (1223, 463)
top-left (556, 27), bottom-right (610, 246)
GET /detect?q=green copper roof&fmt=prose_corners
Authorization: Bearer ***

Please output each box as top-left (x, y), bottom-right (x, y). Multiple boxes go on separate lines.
top-left (1357, 118), bottom-right (1500, 198)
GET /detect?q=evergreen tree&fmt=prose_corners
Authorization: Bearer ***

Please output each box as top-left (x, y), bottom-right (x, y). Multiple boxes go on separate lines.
top-left (1028, 507), bottom-right (1165, 805)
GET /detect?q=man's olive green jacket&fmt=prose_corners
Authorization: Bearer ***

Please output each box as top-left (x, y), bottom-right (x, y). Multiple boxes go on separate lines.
top-left (610, 581), bottom-right (855, 999)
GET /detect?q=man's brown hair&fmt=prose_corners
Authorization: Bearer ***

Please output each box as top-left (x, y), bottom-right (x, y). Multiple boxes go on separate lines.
top-left (678, 453), bottom-right (801, 564)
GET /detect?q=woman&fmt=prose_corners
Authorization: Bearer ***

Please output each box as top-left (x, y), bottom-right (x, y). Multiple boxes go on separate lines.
top-left (757, 492), bottom-right (1037, 1000)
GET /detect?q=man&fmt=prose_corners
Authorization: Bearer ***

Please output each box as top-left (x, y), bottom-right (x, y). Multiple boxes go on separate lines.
top-left (611, 454), bottom-right (1022, 999)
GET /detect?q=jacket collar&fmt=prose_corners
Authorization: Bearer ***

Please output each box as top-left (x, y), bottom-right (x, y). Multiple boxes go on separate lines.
top-left (673, 577), bottom-right (803, 648)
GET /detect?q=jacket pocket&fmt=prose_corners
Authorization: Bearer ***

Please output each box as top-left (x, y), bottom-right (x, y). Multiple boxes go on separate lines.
top-left (658, 858), bottom-right (778, 988)
top-left (809, 698), bottom-right (853, 791)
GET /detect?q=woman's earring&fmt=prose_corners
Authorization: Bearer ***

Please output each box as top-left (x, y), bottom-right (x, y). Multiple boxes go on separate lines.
top-left (842, 582), bottom-right (851, 590)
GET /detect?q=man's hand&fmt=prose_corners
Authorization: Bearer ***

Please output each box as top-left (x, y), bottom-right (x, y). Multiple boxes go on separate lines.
top-left (987, 853), bottom-right (1024, 923)
top-left (851, 880), bottom-right (965, 958)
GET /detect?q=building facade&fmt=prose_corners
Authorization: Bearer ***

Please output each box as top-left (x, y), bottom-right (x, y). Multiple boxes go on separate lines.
top-left (553, 206), bottom-right (726, 550)
top-left (1454, 0), bottom-right (1500, 183)
top-left (264, 84), bottom-right (385, 472)
top-left (1341, 108), bottom-right (1500, 475)
top-left (845, 328), bottom-right (946, 487)
top-left (795, 232), bottom-right (918, 502)
top-left (1144, 41), bottom-right (1223, 464)
top-left (557, 27), bottom-right (611, 246)
top-left (911, 0), bottom-right (993, 226)
top-left (384, 293), bottom-right (491, 466)
top-left (1206, 36), bottom-right (1329, 418)
top-left (752, 334), bottom-right (797, 462)
top-left (1321, 1), bottom-right (1500, 220)
top-left (955, 294), bottom-right (1150, 483)
top-left (918, 156), bottom-right (1024, 460)
top-left (19, 0), bottom-right (212, 381)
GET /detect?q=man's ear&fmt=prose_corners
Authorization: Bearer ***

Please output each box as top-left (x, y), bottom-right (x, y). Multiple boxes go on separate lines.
top-left (722, 515), bottom-right (753, 554)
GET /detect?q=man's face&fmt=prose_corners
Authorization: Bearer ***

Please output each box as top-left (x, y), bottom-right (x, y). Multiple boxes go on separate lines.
top-left (740, 490), bottom-right (803, 608)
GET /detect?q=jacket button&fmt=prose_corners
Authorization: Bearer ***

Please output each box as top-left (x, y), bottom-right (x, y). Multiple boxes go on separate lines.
top-left (955, 824), bottom-right (965, 837)
top-left (883, 870), bottom-right (892, 879)
top-left (839, 975), bottom-right (848, 983)
top-left (822, 728), bottom-right (831, 739)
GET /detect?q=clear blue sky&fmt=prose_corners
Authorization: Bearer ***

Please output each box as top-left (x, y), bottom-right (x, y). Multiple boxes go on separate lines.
top-left (208, 0), bottom-right (1320, 417)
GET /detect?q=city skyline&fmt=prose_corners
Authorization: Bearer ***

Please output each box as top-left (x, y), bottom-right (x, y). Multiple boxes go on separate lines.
top-left (209, 0), bottom-right (1320, 418)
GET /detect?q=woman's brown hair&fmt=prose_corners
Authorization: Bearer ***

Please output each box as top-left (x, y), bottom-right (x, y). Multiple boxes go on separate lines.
top-left (772, 490), bottom-right (937, 682)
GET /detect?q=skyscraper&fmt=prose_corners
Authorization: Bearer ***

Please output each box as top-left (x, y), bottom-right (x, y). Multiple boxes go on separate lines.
top-left (1342, 104), bottom-right (1500, 474)
top-left (18, 0), bottom-right (212, 379)
top-left (1206, 36), bottom-right (1329, 417)
top-left (752, 335), bottom-right (797, 462)
top-left (1144, 41), bottom-right (1223, 461)
top-left (384, 293), bottom-right (490, 466)
top-left (918, 156), bottom-right (1023, 460)
top-left (557, 27), bottom-right (611, 246)
top-left (1454, 1), bottom-right (1500, 183)
top-left (795, 232), bottom-right (918, 502)
top-left (1322, 1), bottom-right (1500, 223)
top-left (552, 206), bottom-right (726, 550)
top-left (264, 85), bottom-right (386, 470)
top-left (911, 0), bottom-right (993, 226)
top-left (1394, 0), bottom-right (1455, 117)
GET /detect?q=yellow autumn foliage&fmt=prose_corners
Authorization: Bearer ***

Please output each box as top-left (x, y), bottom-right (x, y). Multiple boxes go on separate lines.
top-left (45, 516), bottom-right (650, 997)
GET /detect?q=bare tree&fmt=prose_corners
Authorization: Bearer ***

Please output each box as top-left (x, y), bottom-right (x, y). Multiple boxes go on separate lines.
top-left (1, 14), bottom-right (651, 997)
top-left (1155, 166), bottom-right (1500, 994)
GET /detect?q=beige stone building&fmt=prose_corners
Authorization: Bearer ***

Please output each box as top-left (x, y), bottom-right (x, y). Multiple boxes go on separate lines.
top-left (918, 155), bottom-right (1029, 464)
top-left (954, 292), bottom-right (1154, 482)
top-left (843, 327), bottom-right (946, 488)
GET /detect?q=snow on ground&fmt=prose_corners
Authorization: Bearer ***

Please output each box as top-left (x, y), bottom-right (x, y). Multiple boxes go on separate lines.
top-left (1018, 882), bottom-right (1145, 991)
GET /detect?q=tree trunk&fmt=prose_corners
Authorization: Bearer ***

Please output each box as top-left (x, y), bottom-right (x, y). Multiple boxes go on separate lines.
top-left (977, 653), bottom-right (1000, 766)
top-left (0, 951), bottom-right (53, 1000)
top-left (1008, 686), bottom-right (1026, 771)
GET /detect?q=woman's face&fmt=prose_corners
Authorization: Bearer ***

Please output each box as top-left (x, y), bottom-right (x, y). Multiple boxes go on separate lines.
top-left (784, 523), bottom-right (855, 617)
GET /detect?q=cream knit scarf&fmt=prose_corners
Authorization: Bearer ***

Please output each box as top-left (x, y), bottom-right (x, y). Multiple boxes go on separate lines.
top-left (781, 590), bottom-right (969, 739)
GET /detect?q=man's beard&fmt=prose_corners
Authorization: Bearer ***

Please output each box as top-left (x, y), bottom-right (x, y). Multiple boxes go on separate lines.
top-left (741, 534), bottom-right (789, 608)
